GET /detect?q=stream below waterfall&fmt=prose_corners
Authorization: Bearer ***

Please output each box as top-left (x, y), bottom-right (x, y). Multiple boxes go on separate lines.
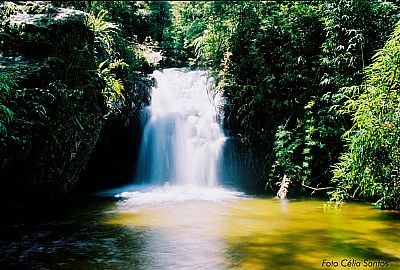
top-left (1, 190), bottom-right (400, 270)
top-left (1, 69), bottom-right (399, 269)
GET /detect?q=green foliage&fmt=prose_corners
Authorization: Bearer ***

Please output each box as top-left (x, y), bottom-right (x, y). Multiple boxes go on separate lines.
top-left (2, 0), bottom-right (399, 204)
top-left (216, 2), bottom-right (327, 191)
top-left (161, 1), bottom-right (233, 67)
top-left (269, 124), bottom-right (301, 191)
top-left (331, 21), bottom-right (400, 209)
top-left (0, 74), bottom-right (15, 141)
top-left (87, 9), bottom-right (124, 105)
top-left (321, 0), bottom-right (399, 89)
top-left (169, 0), bottom-right (400, 197)
top-left (87, 1), bottom-right (172, 44)
top-left (53, 1), bottom-right (163, 70)
top-left (98, 59), bottom-right (126, 109)
top-left (0, 1), bottom-right (156, 201)
top-left (161, 2), bottom-right (206, 65)
top-left (269, 94), bottom-right (345, 193)
top-left (84, 7), bottom-right (155, 110)
top-left (88, 9), bottom-right (119, 56)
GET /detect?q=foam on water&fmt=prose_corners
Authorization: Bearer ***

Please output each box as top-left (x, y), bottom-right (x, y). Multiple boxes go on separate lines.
top-left (114, 184), bottom-right (245, 212)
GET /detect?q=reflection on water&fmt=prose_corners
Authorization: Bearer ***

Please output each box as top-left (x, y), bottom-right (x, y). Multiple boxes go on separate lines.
top-left (1, 185), bottom-right (400, 269)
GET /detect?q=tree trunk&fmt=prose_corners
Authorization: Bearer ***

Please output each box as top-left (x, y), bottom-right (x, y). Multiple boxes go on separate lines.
top-left (277, 174), bottom-right (291, 199)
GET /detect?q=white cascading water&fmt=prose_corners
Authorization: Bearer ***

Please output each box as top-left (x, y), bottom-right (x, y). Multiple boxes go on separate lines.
top-left (104, 68), bottom-right (243, 210)
top-left (135, 68), bottom-right (226, 187)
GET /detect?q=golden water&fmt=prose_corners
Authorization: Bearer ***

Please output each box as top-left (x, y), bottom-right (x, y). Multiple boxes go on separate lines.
top-left (107, 193), bottom-right (400, 270)
top-left (1, 190), bottom-right (399, 269)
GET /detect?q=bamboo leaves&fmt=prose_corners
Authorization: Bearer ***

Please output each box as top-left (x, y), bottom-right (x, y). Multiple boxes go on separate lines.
top-left (331, 21), bottom-right (400, 209)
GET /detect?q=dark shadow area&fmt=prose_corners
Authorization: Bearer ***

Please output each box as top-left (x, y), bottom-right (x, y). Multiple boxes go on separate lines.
top-left (77, 108), bottom-right (147, 193)
top-left (220, 137), bottom-right (263, 194)
top-left (0, 199), bottom-right (151, 270)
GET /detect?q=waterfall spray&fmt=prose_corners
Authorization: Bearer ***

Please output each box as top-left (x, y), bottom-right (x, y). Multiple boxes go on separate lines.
top-left (135, 68), bottom-right (226, 187)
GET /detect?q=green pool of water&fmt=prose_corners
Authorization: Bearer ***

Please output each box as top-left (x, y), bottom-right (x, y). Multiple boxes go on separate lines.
top-left (1, 186), bottom-right (399, 270)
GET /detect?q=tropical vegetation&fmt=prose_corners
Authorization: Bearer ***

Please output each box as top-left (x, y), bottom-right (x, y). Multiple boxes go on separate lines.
top-left (1, 0), bottom-right (400, 209)
top-left (163, 0), bottom-right (400, 209)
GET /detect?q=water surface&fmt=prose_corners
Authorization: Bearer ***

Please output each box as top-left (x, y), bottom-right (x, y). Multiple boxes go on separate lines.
top-left (1, 185), bottom-right (399, 270)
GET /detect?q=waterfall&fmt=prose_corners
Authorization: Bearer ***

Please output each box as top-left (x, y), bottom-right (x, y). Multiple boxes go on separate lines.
top-left (135, 68), bottom-right (226, 187)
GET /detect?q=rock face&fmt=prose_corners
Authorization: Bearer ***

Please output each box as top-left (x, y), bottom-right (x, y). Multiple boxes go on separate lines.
top-left (2, 2), bottom-right (89, 58)
top-left (0, 2), bottom-right (150, 207)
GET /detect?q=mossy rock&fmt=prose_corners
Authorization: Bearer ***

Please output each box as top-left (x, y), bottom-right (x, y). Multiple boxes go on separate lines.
top-left (1, 2), bottom-right (89, 59)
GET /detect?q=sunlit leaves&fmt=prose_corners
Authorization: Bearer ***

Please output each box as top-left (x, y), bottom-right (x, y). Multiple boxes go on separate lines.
top-left (176, 0), bottom-right (400, 197)
top-left (0, 74), bottom-right (17, 141)
top-left (331, 21), bottom-right (400, 209)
